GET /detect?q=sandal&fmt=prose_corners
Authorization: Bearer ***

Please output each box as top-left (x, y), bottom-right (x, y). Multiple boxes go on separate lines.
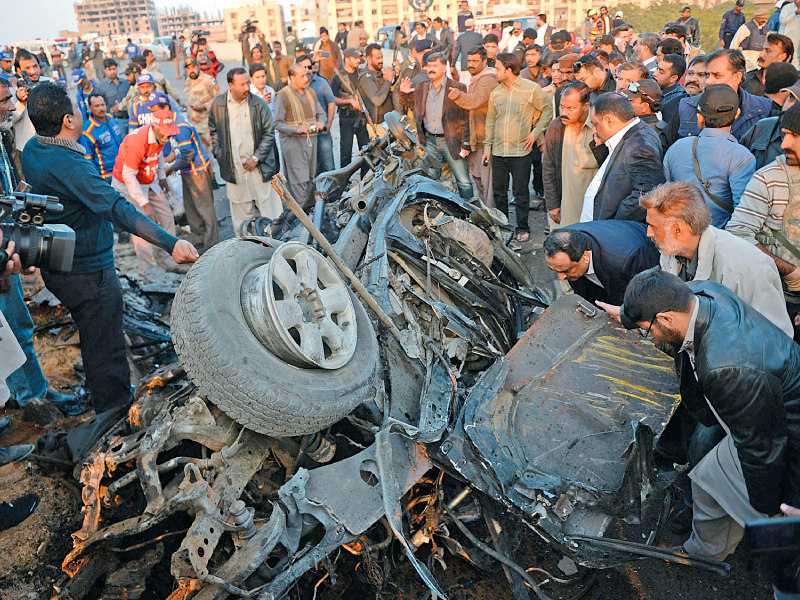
top-left (516, 231), bottom-right (530, 243)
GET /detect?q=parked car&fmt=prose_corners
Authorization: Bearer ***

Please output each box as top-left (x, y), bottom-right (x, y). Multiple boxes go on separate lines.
top-left (146, 36), bottom-right (173, 60)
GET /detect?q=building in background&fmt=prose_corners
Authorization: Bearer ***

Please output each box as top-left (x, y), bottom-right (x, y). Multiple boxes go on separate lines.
top-left (157, 6), bottom-right (224, 38)
top-left (74, 0), bottom-right (159, 37)
top-left (223, 0), bottom-right (287, 46)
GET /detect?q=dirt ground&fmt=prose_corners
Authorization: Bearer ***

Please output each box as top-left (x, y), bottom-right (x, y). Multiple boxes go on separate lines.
top-left (0, 196), bottom-right (776, 600)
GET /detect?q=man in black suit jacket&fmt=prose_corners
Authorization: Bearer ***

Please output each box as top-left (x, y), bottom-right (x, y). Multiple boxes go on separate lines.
top-left (584, 93), bottom-right (665, 222)
top-left (543, 220), bottom-right (660, 305)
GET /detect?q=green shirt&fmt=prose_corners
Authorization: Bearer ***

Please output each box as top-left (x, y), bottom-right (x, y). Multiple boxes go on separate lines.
top-left (483, 76), bottom-right (551, 157)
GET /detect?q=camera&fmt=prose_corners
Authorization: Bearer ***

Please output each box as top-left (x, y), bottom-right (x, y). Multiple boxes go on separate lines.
top-left (243, 19), bottom-right (259, 34)
top-left (309, 124), bottom-right (318, 133)
top-left (0, 190), bottom-right (75, 274)
top-left (192, 29), bottom-right (211, 37)
top-left (319, 51), bottom-right (331, 58)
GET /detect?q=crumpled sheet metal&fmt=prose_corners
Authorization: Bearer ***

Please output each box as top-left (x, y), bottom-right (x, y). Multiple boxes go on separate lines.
top-left (439, 294), bottom-right (679, 565)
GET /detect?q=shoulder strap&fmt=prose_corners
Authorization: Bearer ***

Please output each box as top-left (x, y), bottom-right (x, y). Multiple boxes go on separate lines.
top-left (692, 136), bottom-right (733, 213)
top-left (771, 227), bottom-right (800, 261)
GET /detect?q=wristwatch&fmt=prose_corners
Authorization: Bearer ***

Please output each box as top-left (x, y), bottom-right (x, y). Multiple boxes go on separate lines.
top-left (251, 155), bottom-right (258, 163)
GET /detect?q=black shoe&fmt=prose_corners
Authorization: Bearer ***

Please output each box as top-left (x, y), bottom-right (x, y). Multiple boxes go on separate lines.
top-left (211, 179), bottom-right (220, 190)
top-left (0, 493), bottom-right (39, 531)
top-left (0, 444), bottom-right (34, 466)
top-left (0, 417), bottom-right (10, 436)
top-left (45, 388), bottom-right (78, 405)
top-left (668, 503), bottom-right (694, 535)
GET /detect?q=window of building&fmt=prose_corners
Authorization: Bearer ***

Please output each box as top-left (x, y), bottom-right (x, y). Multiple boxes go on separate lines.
top-left (371, 9), bottom-right (377, 14)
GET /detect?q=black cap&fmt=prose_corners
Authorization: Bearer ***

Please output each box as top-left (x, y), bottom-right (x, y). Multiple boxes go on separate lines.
top-left (783, 101), bottom-right (800, 135)
top-left (523, 28), bottom-right (537, 40)
top-left (696, 84), bottom-right (739, 119)
top-left (736, 0), bottom-right (745, 5)
top-left (123, 63), bottom-right (142, 75)
top-left (415, 38), bottom-right (433, 52)
top-left (765, 62), bottom-right (799, 94)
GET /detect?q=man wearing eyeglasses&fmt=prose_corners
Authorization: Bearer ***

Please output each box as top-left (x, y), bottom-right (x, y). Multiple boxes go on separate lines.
top-left (615, 267), bottom-right (799, 577)
top-left (499, 21), bottom-right (524, 53)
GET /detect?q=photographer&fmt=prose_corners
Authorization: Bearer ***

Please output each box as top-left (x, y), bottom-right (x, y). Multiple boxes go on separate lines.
top-left (312, 28), bottom-right (342, 83)
top-left (21, 83), bottom-right (198, 414)
top-left (11, 49), bottom-right (51, 179)
top-left (191, 34), bottom-right (222, 78)
top-left (241, 23), bottom-right (278, 89)
top-left (0, 78), bottom-right (75, 409)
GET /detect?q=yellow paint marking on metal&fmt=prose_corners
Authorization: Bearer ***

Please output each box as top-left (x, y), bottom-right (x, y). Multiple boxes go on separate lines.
top-left (571, 336), bottom-right (674, 373)
top-left (594, 373), bottom-right (681, 401)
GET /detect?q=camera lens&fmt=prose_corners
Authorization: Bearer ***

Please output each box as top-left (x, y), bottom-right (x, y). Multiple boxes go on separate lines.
top-left (1, 223), bottom-right (46, 268)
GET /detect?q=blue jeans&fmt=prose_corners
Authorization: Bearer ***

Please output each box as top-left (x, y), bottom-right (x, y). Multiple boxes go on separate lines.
top-left (425, 135), bottom-right (473, 199)
top-left (0, 274), bottom-right (47, 403)
top-left (316, 131), bottom-right (335, 175)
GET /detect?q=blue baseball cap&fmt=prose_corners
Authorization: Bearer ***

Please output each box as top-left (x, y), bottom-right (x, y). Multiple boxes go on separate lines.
top-left (136, 73), bottom-right (155, 86)
top-left (71, 68), bottom-right (86, 85)
top-left (0, 51), bottom-right (12, 61)
top-left (145, 91), bottom-right (170, 108)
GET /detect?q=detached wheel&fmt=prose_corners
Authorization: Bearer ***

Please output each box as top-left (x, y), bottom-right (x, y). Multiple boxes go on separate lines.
top-left (171, 238), bottom-right (379, 437)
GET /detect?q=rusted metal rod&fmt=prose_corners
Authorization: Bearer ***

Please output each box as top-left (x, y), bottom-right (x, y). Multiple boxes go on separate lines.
top-left (271, 173), bottom-right (406, 345)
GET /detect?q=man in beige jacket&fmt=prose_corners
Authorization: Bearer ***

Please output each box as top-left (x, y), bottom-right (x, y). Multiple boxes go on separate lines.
top-left (448, 45), bottom-right (499, 206)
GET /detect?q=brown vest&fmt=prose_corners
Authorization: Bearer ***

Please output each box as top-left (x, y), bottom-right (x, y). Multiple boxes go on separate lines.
top-left (277, 85), bottom-right (317, 130)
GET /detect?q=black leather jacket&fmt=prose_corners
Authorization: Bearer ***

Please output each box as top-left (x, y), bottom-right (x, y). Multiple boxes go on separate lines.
top-left (208, 92), bottom-right (277, 185)
top-left (674, 281), bottom-right (800, 515)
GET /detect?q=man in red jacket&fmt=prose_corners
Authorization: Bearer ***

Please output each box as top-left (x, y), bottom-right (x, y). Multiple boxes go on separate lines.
top-left (112, 110), bottom-right (187, 275)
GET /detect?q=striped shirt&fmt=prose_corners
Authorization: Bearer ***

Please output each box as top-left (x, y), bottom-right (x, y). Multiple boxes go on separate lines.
top-left (726, 156), bottom-right (800, 267)
top-left (484, 76), bottom-right (551, 157)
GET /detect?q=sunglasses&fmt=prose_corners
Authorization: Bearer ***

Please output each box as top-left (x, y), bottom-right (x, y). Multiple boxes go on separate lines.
top-left (627, 81), bottom-right (657, 102)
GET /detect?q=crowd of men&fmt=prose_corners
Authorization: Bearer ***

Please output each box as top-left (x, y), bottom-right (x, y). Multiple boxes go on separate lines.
top-left (1, 5), bottom-right (800, 596)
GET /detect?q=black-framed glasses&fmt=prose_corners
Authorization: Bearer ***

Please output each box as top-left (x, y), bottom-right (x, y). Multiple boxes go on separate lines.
top-left (638, 315), bottom-right (657, 340)
top-left (627, 81), bottom-right (657, 102)
top-left (573, 60), bottom-right (584, 73)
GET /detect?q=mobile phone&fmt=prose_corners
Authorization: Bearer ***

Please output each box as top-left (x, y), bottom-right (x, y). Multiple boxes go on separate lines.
top-left (745, 516), bottom-right (800, 555)
top-left (320, 51), bottom-right (331, 58)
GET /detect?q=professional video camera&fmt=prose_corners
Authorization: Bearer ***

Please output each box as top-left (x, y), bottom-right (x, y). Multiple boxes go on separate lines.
top-left (243, 18), bottom-right (259, 34)
top-left (0, 189), bottom-right (75, 274)
top-left (191, 29), bottom-right (211, 38)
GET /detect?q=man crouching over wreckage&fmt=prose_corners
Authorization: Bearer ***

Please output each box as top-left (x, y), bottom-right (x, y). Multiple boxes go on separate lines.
top-left (619, 267), bottom-right (800, 597)
top-left (21, 83), bottom-right (198, 414)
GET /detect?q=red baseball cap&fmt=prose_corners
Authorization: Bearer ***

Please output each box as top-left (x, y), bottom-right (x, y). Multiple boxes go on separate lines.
top-left (151, 110), bottom-right (180, 136)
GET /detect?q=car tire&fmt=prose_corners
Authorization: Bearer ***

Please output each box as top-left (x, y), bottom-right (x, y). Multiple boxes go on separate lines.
top-left (171, 238), bottom-right (379, 437)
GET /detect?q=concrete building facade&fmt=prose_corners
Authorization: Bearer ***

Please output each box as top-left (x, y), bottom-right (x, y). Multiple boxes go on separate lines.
top-left (224, 1), bottom-right (287, 46)
top-left (157, 7), bottom-right (224, 38)
top-left (74, 0), bottom-right (159, 37)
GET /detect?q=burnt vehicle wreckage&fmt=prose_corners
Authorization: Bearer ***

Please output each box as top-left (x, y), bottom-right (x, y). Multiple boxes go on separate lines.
top-left (51, 113), bottom-right (730, 600)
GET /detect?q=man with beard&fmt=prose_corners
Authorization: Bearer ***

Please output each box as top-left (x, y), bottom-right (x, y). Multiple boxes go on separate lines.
top-left (543, 81), bottom-right (599, 228)
top-left (574, 55), bottom-right (614, 101)
top-left (599, 180), bottom-right (791, 335)
top-left (742, 32), bottom-right (794, 96)
top-left (450, 45), bottom-right (498, 206)
top-left (728, 102), bottom-right (800, 341)
top-left (12, 49), bottom-right (51, 177)
top-left (358, 44), bottom-right (395, 137)
top-left (740, 79), bottom-right (800, 169)
top-left (731, 8), bottom-right (772, 72)
top-left (615, 267), bottom-right (799, 578)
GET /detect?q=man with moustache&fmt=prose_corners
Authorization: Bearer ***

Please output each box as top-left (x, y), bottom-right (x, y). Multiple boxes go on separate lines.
top-left (542, 81), bottom-right (599, 229)
top-left (742, 32), bottom-right (794, 96)
top-left (449, 45), bottom-right (499, 206)
top-left (684, 54), bottom-right (709, 97)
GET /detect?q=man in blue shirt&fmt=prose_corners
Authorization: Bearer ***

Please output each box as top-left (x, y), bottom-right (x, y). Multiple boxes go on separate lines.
top-left (124, 38), bottom-right (141, 60)
top-left (151, 94), bottom-right (218, 251)
top-left (297, 54), bottom-right (336, 174)
top-left (663, 84), bottom-right (757, 228)
top-left (720, 0), bottom-right (747, 49)
top-left (22, 82), bottom-right (197, 413)
top-left (72, 68), bottom-right (98, 120)
top-left (96, 58), bottom-right (131, 136)
top-left (80, 92), bottom-right (122, 181)
top-left (128, 73), bottom-right (157, 129)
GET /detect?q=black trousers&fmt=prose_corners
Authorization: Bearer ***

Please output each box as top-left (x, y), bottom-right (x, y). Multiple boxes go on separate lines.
top-left (339, 113), bottom-right (370, 176)
top-left (530, 144), bottom-right (544, 197)
top-left (492, 153), bottom-right (533, 232)
top-left (42, 267), bottom-right (132, 413)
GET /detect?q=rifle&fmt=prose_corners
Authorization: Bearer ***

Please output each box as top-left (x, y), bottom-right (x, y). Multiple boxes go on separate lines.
top-left (335, 68), bottom-right (379, 141)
